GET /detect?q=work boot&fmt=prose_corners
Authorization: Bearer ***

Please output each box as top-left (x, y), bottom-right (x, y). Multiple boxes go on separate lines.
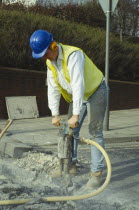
top-left (86, 170), bottom-right (103, 188)
top-left (69, 164), bottom-right (77, 174)
top-left (69, 158), bottom-right (78, 174)
top-left (49, 169), bottom-right (62, 178)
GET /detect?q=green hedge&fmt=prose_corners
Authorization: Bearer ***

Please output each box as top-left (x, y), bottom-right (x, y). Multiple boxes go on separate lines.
top-left (0, 9), bottom-right (139, 81)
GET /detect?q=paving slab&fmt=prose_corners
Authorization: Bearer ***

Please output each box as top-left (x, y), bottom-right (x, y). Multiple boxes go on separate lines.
top-left (0, 109), bottom-right (139, 157)
top-left (0, 140), bottom-right (33, 158)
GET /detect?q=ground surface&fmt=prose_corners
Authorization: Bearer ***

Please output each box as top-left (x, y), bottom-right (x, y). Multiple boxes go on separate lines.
top-left (0, 143), bottom-right (139, 210)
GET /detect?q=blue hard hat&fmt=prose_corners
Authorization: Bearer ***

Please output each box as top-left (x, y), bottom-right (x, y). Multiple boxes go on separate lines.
top-left (30, 30), bottom-right (53, 59)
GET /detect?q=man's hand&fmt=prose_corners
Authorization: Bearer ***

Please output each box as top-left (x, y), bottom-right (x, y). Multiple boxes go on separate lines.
top-left (68, 115), bottom-right (79, 128)
top-left (52, 115), bottom-right (61, 126)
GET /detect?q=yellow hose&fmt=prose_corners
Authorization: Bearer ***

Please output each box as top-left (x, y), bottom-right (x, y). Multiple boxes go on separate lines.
top-left (0, 137), bottom-right (112, 205)
top-left (0, 119), bottom-right (13, 140)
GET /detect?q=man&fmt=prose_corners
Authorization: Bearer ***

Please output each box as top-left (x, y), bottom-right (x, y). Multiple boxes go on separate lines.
top-left (30, 29), bottom-right (107, 188)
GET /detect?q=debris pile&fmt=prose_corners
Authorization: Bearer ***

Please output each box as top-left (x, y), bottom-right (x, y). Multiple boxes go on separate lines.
top-left (0, 151), bottom-right (76, 210)
top-left (14, 151), bottom-right (60, 175)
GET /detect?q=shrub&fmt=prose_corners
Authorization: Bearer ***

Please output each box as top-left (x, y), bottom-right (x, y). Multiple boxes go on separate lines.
top-left (0, 9), bottom-right (139, 81)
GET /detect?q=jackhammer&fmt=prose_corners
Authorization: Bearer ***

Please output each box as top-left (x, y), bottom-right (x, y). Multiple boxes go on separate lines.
top-left (58, 119), bottom-right (76, 175)
top-left (57, 119), bottom-right (78, 189)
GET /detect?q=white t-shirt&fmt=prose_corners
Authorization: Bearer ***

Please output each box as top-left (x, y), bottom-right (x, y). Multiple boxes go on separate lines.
top-left (47, 45), bottom-right (85, 116)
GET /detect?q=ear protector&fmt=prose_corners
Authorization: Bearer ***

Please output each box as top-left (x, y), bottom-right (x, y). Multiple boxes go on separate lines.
top-left (49, 41), bottom-right (58, 51)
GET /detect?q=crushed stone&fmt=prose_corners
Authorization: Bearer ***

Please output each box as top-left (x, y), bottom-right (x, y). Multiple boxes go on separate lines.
top-left (14, 151), bottom-right (60, 175)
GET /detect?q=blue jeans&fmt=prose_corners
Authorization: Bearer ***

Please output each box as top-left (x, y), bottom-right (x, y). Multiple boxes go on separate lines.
top-left (68, 81), bottom-right (107, 172)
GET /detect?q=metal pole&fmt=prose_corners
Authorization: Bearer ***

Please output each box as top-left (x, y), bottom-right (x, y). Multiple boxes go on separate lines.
top-left (103, 0), bottom-right (111, 131)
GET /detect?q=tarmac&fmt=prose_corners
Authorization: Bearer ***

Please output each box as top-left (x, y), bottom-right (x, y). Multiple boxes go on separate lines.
top-left (0, 108), bottom-right (139, 158)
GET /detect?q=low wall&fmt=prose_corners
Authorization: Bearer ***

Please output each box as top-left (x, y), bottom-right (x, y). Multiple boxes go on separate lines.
top-left (109, 80), bottom-right (139, 110)
top-left (0, 67), bottom-right (139, 119)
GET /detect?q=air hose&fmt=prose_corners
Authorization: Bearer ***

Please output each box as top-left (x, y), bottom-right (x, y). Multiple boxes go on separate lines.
top-left (0, 137), bottom-right (112, 205)
top-left (0, 119), bottom-right (13, 140)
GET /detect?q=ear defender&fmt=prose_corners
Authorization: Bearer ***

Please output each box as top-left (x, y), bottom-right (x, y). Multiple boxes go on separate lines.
top-left (49, 41), bottom-right (58, 51)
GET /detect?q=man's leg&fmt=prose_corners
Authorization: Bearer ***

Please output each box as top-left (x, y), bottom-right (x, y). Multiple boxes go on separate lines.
top-left (86, 81), bottom-right (107, 187)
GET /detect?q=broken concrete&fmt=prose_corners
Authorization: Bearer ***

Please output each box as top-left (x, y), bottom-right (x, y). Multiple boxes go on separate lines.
top-left (0, 109), bottom-right (139, 209)
top-left (0, 140), bottom-right (33, 158)
top-left (0, 144), bottom-right (139, 209)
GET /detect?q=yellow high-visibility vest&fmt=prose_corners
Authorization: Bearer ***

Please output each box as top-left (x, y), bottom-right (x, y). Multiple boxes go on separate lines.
top-left (46, 43), bottom-right (103, 103)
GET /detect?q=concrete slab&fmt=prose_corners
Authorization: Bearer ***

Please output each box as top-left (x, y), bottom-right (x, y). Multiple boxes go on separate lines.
top-left (6, 96), bottom-right (39, 119)
top-left (0, 139), bottom-right (33, 158)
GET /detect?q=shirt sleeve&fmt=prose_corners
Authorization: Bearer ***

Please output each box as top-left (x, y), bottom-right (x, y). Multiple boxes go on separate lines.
top-left (47, 68), bottom-right (61, 116)
top-left (68, 50), bottom-right (85, 115)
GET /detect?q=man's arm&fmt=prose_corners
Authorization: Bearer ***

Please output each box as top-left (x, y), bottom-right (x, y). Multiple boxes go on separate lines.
top-left (67, 50), bottom-right (85, 128)
top-left (47, 68), bottom-right (61, 126)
